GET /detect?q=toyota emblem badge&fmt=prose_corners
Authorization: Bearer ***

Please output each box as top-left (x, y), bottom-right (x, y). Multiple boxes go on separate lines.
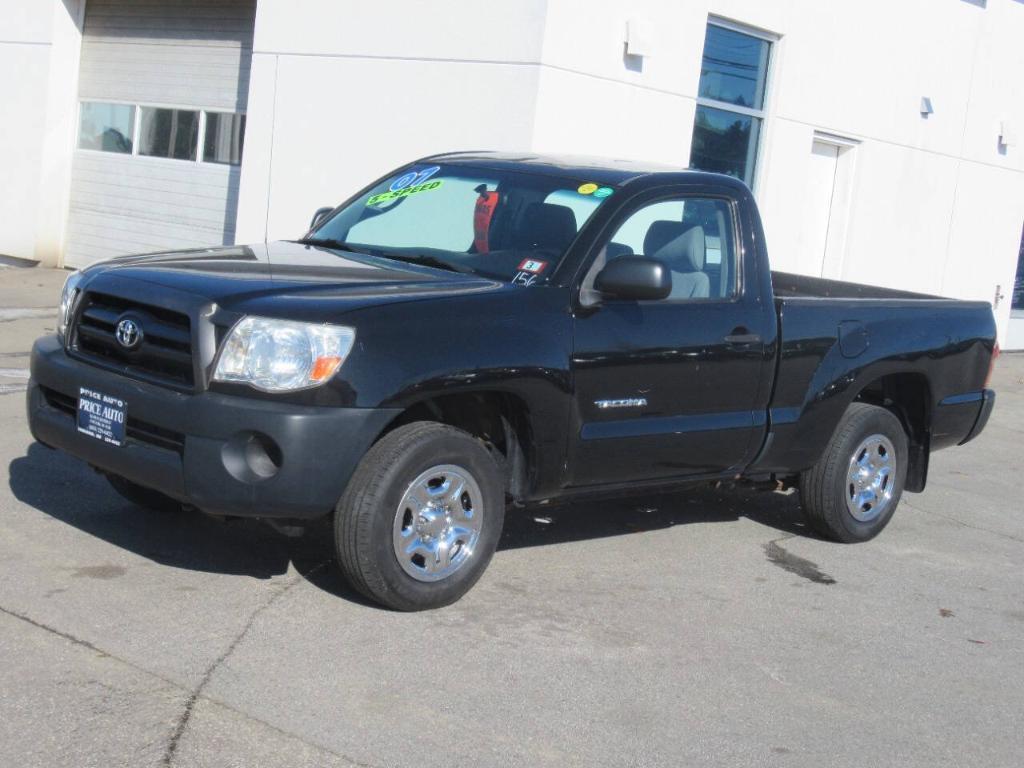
top-left (115, 318), bottom-right (143, 349)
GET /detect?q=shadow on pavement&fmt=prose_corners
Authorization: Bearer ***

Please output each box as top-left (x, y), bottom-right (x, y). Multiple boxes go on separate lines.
top-left (499, 483), bottom-right (810, 551)
top-left (9, 442), bottom-right (809, 606)
top-left (8, 444), bottom-right (334, 576)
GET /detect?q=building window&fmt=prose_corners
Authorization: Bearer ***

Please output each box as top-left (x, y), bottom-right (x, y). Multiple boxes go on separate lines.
top-left (78, 102), bottom-right (135, 154)
top-left (77, 102), bottom-right (246, 166)
top-left (138, 107), bottom-right (200, 161)
top-left (690, 22), bottom-right (772, 186)
top-left (203, 112), bottom-right (246, 165)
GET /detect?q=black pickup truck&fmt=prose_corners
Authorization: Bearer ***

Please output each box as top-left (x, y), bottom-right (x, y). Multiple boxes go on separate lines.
top-left (28, 153), bottom-right (998, 610)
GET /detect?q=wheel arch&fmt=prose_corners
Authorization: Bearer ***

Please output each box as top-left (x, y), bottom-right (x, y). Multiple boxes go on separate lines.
top-left (852, 370), bottom-right (932, 492)
top-left (374, 390), bottom-right (536, 504)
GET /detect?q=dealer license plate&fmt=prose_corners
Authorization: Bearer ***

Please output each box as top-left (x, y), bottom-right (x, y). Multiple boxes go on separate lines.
top-left (77, 387), bottom-right (127, 446)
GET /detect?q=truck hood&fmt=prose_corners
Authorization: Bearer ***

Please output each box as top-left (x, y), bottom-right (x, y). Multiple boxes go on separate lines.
top-left (81, 241), bottom-right (503, 314)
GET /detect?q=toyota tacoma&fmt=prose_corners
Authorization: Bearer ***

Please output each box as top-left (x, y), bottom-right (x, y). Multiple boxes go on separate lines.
top-left (28, 153), bottom-right (998, 610)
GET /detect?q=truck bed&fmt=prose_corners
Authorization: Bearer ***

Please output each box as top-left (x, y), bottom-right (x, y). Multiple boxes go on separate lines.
top-left (754, 272), bottom-right (996, 480)
top-left (771, 271), bottom-right (943, 301)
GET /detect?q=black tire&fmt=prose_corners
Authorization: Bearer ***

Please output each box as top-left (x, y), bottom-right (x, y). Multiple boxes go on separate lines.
top-left (335, 421), bottom-right (505, 611)
top-left (799, 403), bottom-right (909, 543)
top-left (106, 474), bottom-right (184, 514)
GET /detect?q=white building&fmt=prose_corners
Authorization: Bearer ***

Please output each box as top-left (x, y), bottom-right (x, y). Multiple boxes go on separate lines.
top-left (3, 0), bottom-right (1024, 345)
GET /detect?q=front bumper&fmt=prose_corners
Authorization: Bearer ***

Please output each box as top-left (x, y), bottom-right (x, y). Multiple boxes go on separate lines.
top-left (27, 335), bottom-right (400, 519)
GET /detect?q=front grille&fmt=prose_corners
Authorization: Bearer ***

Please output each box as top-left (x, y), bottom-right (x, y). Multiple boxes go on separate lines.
top-left (41, 386), bottom-right (185, 455)
top-left (71, 292), bottom-right (194, 389)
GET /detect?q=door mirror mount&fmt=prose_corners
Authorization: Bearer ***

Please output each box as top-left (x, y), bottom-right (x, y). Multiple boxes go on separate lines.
top-left (593, 255), bottom-right (672, 301)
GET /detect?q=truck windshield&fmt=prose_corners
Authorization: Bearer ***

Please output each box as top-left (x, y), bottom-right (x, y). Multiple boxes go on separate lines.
top-left (304, 163), bottom-right (616, 283)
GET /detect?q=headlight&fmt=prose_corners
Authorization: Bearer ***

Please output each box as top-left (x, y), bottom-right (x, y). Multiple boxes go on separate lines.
top-left (212, 317), bottom-right (356, 392)
top-left (58, 270), bottom-right (83, 340)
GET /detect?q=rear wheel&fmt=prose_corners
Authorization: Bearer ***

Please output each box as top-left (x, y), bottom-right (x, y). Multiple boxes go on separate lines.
top-left (800, 403), bottom-right (908, 542)
top-left (105, 474), bottom-right (183, 514)
top-left (334, 422), bottom-right (505, 611)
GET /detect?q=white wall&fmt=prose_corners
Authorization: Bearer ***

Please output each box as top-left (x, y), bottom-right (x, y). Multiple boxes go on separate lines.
top-left (235, 0), bottom-right (548, 243)
top-left (528, 0), bottom-right (1024, 341)
top-left (237, 0), bottom-right (1023, 338)
top-left (531, 0), bottom-right (704, 164)
top-left (751, 0), bottom-right (1024, 340)
top-left (5, 0), bottom-right (1017, 343)
top-left (33, 0), bottom-right (85, 268)
top-left (0, 0), bottom-right (57, 261)
top-left (0, 0), bottom-right (82, 267)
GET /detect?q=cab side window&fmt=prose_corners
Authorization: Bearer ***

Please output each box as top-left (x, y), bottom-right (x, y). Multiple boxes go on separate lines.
top-left (586, 196), bottom-right (738, 301)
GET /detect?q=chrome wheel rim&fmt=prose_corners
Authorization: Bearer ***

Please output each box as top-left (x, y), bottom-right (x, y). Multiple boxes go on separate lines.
top-left (845, 434), bottom-right (896, 522)
top-left (392, 464), bottom-right (483, 582)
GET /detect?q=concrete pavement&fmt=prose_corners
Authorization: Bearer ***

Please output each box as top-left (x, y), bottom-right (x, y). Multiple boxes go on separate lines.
top-left (2, 266), bottom-right (1022, 767)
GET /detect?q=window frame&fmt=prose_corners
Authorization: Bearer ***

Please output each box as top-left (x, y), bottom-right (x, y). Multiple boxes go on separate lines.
top-left (76, 100), bottom-right (137, 155)
top-left (76, 99), bottom-right (246, 168)
top-left (692, 17), bottom-right (778, 190)
top-left (577, 189), bottom-right (746, 307)
top-left (136, 105), bottom-right (202, 162)
top-left (202, 110), bottom-right (247, 166)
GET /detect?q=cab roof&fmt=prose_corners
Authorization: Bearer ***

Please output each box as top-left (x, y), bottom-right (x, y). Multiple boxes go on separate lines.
top-left (422, 150), bottom-right (696, 187)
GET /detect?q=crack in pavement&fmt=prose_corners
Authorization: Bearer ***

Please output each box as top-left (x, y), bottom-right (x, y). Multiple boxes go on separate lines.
top-left (0, 308), bottom-right (54, 322)
top-left (764, 535), bottom-right (837, 585)
top-left (901, 499), bottom-right (1024, 545)
top-left (161, 564), bottom-right (324, 766)
top-left (0, 562), bottom-right (377, 768)
top-left (0, 603), bottom-right (114, 658)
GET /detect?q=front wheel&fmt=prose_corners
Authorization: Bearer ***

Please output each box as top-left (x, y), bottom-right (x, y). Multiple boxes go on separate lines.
top-left (334, 422), bottom-right (505, 611)
top-left (799, 403), bottom-right (909, 543)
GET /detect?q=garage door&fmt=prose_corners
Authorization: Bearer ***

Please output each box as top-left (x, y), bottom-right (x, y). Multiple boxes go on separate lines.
top-left (65, 0), bottom-right (256, 267)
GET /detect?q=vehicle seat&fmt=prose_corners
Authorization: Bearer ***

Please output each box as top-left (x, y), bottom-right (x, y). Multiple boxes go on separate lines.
top-left (511, 202), bottom-right (577, 254)
top-left (605, 241), bottom-right (634, 261)
top-left (643, 221), bottom-right (710, 299)
top-left (579, 241), bottom-right (634, 303)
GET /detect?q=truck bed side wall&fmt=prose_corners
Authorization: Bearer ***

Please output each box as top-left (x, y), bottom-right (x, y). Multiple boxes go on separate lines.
top-left (751, 298), bottom-right (996, 476)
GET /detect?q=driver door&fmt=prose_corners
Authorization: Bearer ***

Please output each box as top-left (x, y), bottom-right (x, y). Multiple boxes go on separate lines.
top-left (567, 191), bottom-right (771, 487)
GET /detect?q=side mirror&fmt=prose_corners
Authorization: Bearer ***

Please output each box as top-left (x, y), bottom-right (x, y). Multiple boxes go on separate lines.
top-left (594, 255), bottom-right (672, 301)
top-left (309, 206), bottom-right (334, 229)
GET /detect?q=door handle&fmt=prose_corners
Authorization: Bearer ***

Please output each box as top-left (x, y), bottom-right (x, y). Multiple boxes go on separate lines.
top-left (724, 333), bottom-right (761, 344)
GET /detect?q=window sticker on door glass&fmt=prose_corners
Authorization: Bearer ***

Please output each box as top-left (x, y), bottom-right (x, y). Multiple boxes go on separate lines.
top-left (577, 183), bottom-right (599, 195)
top-left (367, 180), bottom-right (444, 207)
top-left (517, 258), bottom-right (548, 274)
top-left (592, 186), bottom-right (614, 199)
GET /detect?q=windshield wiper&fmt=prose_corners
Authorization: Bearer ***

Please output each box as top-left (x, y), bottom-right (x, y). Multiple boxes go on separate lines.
top-left (293, 237), bottom-right (364, 252)
top-left (294, 238), bottom-right (472, 274)
top-left (380, 253), bottom-right (474, 274)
